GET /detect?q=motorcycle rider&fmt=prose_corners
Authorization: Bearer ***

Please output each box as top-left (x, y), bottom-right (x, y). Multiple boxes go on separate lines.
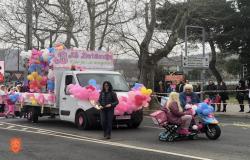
top-left (165, 92), bottom-right (192, 135)
top-left (179, 84), bottom-right (200, 109)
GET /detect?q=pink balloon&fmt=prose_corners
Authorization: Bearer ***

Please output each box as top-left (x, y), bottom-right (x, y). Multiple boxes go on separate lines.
top-left (89, 91), bottom-right (100, 101)
top-left (41, 76), bottom-right (48, 86)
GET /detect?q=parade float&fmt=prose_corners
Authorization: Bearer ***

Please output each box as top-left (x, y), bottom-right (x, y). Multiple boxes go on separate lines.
top-left (14, 45), bottom-right (152, 129)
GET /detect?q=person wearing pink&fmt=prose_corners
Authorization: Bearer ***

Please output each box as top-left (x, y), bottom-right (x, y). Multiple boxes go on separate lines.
top-left (5, 97), bottom-right (15, 117)
top-left (165, 92), bottom-right (192, 135)
top-left (5, 88), bottom-right (16, 117)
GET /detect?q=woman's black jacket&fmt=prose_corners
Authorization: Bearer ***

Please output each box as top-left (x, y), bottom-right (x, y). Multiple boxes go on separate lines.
top-left (98, 91), bottom-right (119, 109)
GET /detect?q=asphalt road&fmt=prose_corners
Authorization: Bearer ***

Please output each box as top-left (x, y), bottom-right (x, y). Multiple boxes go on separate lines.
top-left (0, 116), bottom-right (250, 160)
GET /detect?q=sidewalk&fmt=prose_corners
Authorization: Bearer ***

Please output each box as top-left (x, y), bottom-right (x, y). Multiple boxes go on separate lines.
top-left (144, 104), bottom-right (250, 119)
top-left (214, 104), bottom-right (250, 118)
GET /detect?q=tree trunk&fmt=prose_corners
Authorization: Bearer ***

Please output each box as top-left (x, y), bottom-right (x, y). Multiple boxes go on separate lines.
top-left (64, 0), bottom-right (73, 48)
top-left (25, 0), bottom-right (33, 51)
top-left (40, 40), bottom-right (45, 49)
top-left (138, 51), bottom-right (157, 90)
top-left (88, 0), bottom-right (96, 50)
top-left (148, 62), bottom-right (157, 91)
top-left (138, 52), bottom-right (149, 86)
top-left (98, 1), bottom-right (109, 50)
top-left (209, 40), bottom-right (223, 83)
top-left (65, 26), bottom-right (72, 48)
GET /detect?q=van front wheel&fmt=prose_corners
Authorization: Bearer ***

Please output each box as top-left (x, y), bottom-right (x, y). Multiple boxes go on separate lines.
top-left (75, 111), bottom-right (89, 130)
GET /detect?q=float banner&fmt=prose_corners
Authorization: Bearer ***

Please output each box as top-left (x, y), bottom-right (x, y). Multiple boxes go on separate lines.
top-left (165, 75), bottom-right (185, 83)
top-left (53, 49), bottom-right (114, 70)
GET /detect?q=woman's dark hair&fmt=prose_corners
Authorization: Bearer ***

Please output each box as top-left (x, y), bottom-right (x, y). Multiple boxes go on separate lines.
top-left (102, 81), bottom-right (113, 92)
top-left (239, 80), bottom-right (245, 88)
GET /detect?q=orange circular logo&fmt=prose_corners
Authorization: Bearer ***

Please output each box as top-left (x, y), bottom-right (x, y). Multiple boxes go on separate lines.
top-left (9, 138), bottom-right (22, 154)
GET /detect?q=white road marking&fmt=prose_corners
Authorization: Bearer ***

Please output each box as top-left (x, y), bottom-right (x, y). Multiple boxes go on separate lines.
top-left (0, 122), bottom-right (102, 141)
top-left (0, 122), bottom-right (213, 160)
top-left (5, 125), bottom-right (15, 129)
top-left (21, 128), bottom-right (28, 131)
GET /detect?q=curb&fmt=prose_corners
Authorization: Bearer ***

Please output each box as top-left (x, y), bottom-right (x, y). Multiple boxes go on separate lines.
top-left (143, 110), bottom-right (250, 119)
top-left (213, 113), bottom-right (250, 119)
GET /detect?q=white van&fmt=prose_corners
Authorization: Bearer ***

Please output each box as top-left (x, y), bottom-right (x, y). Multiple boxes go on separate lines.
top-left (20, 49), bottom-right (143, 129)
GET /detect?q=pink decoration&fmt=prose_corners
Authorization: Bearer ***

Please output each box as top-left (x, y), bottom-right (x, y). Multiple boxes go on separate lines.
top-left (48, 94), bottom-right (56, 103)
top-left (37, 94), bottom-right (45, 105)
top-left (185, 104), bottom-right (196, 116)
top-left (68, 84), bottom-right (100, 101)
top-left (18, 95), bottom-right (24, 103)
top-left (114, 86), bottom-right (152, 115)
top-left (26, 93), bottom-right (34, 99)
top-left (68, 83), bottom-right (152, 116)
top-left (150, 110), bottom-right (168, 125)
top-left (89, 91), bottom-right (100, 101)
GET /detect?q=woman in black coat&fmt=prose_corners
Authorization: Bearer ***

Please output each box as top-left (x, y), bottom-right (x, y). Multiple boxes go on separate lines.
top-left (218, 81), bottom-right (229, 112)
top-left (98, 81), bottom-right (118, 139)
top-left (236, 80), bottom-right (246, 112)
top-left (246, 80), bottom-right (250, 113)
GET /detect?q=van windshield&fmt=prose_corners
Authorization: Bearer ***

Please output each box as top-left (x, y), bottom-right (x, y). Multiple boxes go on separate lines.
top-left (76, 73), bottom-right (130, 92)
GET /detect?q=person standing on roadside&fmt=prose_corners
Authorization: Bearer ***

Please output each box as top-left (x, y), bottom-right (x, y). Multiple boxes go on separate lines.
top-left (236, 80), bottom-right (246, 112)
top-left (206, 80), bottom-right (217, 110)
top-left (246, 80), bottom-right (250, 113)
top-left (98, 81), bottom-right (118, 139)
top-left (176, 81), bottom-right (185, 93)
top-left (217, 81), bottom-right (229, 112)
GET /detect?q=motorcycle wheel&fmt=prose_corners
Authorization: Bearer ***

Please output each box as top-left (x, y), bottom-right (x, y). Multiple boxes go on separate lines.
top-left (205, 124), bottom-right (221, 140)
top-left (167, 134), bottom-right (175, 142)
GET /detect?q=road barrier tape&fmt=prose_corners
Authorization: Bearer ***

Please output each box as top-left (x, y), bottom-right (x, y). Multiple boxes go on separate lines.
top-left (154, 89), bottom-right (250, 95)
top-left (151, 95), bottom-right (250, 106)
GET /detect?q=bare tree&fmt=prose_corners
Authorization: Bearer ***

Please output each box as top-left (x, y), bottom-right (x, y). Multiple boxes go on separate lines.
top-left (0, 1), bottom-right (26, 48)
top-left (38, 0), bottom-right (86, 48)
top-left (85, 0), bottom-right (120, 50)
top-left (115, 0), bottom-right (188, 89)
top-left (25, 0), bottom-right (33, 50)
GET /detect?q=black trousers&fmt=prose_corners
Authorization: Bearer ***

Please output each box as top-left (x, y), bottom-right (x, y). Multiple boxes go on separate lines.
top-left (238, 98), bottom-right (244, 111)
top-left (100, 109), bottom-right (114, 136)
top-left (248, 98), bottom-right (250, 111)
top-left (221, 100), bottom-right (227, 111)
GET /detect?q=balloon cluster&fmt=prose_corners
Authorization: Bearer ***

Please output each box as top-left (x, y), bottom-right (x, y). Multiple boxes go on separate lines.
top-left (67, 81), bottom-right (152, 116)
top-left (196, 102), bottom-right (214, 116)
top-left (67, 79), bottom-right (100, 101)
top-left (26, 48), bottom-right (56, 92)
top-left (115, 83), bottom-right (152, 116)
